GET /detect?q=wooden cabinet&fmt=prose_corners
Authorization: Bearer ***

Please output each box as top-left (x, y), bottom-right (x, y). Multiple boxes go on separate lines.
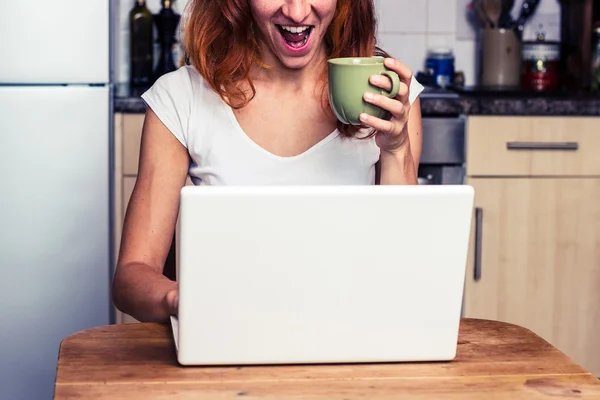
top-left (464, 116), bottom-right (600, 376)
top-left (466, 116), bottom-right (600, 177)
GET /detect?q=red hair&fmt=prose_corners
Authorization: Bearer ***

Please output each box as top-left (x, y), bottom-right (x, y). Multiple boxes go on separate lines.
top-left (183, 0), bottom-right (387, 138)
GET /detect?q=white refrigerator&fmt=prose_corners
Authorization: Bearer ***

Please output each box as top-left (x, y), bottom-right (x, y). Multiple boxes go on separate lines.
top-left (0, 1), bottom-right (113, 399)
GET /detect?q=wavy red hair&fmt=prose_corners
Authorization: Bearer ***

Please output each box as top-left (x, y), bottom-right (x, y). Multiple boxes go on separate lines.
top-left (183, 0), bottom-right (387, 137)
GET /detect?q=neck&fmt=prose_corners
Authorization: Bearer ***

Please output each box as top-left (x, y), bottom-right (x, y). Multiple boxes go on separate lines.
top-left (251, 44), bottom-right (328, 90)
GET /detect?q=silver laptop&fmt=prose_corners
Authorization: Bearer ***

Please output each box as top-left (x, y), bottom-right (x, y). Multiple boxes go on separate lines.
top-left (171, 185), bottom-right (474, 366)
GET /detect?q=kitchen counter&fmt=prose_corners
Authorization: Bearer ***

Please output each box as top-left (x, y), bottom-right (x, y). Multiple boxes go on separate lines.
top-left (419, 88), bottom-right (600, 116)
top-left (114, 84), bottom-right (600, 116)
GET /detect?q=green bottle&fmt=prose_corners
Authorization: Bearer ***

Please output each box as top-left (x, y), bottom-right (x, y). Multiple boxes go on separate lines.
top-left (129, 0), bottom-right (154, 87)
top-left (153, 0), bottom-right (181, 81)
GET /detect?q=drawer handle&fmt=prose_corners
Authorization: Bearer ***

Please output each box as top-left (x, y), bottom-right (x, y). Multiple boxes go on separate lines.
top-left (474, 207), bottom-right (483, 282)
top-left (506, 142), bottom-right (579, 151)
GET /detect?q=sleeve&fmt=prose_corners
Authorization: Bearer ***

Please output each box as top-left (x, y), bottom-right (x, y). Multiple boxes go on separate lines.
top-left (141, 66), bottom-right (193, 148)
top-left (408, 75), bottom-right (424, 105)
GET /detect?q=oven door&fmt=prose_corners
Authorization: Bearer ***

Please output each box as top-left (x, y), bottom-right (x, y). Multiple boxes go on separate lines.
top-left (418, 116), bottom-right (466, 185)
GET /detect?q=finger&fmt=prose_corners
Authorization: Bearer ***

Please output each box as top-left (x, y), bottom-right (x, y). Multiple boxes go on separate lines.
top-left (369, 76), bottom-right (410, 102)
top-left (170, 290), bottom-right (179, 315)
top-left (363, 92), bottom-right (405, 117)
top-left (384, 58), bottom-right (413, 86)
top-left (163, 289), bottom-right (179, 315)
top-left (369, 74), bottom-right (392, 92)
top-left (359, 112), bottom-right (397, 134)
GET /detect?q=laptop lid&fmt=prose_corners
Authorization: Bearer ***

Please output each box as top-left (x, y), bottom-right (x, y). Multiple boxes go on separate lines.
top-left (174, 185), bottom-right (474, 365)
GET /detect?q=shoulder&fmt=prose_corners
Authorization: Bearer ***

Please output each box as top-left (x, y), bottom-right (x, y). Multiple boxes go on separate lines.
top-left (141, 65), bottom-right (209, 147)
top-left (142, 65), bottom-right (206, 103)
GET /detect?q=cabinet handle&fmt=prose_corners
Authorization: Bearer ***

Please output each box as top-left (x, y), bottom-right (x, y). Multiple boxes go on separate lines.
top-left (506, 142), bottom-right (579, 151)
top-left (474, 207), bottom-right (483, 282)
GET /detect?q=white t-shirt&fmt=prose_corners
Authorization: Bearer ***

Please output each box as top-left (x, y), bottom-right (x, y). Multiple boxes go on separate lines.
top-left (141, 65), bottom-right (424, 186)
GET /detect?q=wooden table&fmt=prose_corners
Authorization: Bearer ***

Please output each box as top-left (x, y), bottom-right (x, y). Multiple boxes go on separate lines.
top-left (54, 318), bottom-right (600, 399)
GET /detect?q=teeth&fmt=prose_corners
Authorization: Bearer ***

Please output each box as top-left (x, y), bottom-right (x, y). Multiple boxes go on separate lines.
top-left (280, 26), bottom-right (310, 33)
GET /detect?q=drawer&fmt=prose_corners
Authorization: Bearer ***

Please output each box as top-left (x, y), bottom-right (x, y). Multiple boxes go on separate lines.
top-left (466, 117), bottom-right (600, 177)
top-left (123, 114), bottom-right (145, 176)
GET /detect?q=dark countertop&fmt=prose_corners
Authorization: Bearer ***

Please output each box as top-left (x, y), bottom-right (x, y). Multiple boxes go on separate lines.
top-left (114, 84), bottom-right (149, 114)
top-left (114, 84), bottom-right (600, 116)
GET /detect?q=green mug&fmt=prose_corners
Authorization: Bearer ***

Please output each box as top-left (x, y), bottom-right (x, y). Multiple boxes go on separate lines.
top-left (327, 57), bottom-right (401, 126)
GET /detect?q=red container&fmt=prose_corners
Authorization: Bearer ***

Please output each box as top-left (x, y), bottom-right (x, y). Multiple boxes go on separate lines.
top-left (521, 41), bottom-right (561, 91)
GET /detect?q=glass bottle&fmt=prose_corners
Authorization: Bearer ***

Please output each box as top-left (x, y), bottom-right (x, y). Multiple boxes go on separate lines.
top-left (591, 23), bottom-right (600, 92)
top-left (153, 0), bottom-right (181, 82)
top-left (129, 0), bottom-right (154, 87)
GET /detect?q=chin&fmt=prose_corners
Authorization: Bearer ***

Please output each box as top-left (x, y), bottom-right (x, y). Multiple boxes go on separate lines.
top-left (278, 53), bottom-right (319, 70)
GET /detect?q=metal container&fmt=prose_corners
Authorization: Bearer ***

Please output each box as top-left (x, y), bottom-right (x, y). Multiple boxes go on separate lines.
top-left (425, 48), bottom-right (455, 88)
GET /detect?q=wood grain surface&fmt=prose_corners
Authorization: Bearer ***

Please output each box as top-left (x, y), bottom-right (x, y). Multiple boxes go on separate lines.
top-left (54, 318), bottom-right (600, 399)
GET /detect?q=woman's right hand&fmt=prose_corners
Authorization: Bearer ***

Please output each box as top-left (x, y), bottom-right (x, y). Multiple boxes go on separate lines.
top-left (162, 288), bottom-right (179, 316)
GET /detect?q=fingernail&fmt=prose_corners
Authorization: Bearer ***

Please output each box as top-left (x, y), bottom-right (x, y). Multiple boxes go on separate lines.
top-left (364, 92), bottom-right (374, 101)
top-left (360, 113), bottom-right (368, 122)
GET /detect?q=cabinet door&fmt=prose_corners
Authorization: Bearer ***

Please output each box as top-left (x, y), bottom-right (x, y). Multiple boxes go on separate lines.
top-left (464, 178), bottom-right (600, 376)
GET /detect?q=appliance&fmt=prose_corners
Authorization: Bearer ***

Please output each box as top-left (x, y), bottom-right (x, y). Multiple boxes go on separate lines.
top-left (418, 89), bottom-right (466, 185)
top-left (418, 116), bottom-right (466, 185)
top-left (0, 1), bottom-right (113, 399)
top-left (172, 185), bottom-right (474, 365)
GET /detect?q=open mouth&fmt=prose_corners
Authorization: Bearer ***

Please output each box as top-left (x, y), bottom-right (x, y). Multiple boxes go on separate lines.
top-left (276, 25), bottom-right (313, 49)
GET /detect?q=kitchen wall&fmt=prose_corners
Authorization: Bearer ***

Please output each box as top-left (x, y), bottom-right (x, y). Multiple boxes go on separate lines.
top-left (375, 0), bottom-right (561, 86)
top-left (115, 0), bottom-right (561, 86)
top-left (375, 0), bottom-right (476, 85)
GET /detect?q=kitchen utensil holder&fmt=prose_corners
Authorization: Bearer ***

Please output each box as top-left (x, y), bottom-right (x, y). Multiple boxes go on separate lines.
top-left (479, 28), bottom-right (522, 88)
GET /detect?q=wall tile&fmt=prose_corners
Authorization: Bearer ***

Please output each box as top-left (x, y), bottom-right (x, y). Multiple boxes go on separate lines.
top-left (454, 40), bottom-right (478, 86)
top-left (377, 33), bottom-right (428, 73)
top-left (114, 0), bottom-right (523, 88)
top-left (427, 0), bottom-right (456, 33)
top-left (427, 34), bottom-right (457, 50)
top-left (455, 0), bottom-right (478, 41)
top-left (377, 0), bottom-right (427, 33)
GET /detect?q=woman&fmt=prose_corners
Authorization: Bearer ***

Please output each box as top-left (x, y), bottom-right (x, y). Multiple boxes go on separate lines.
top-left (112, 0), bottom-right (424, 322)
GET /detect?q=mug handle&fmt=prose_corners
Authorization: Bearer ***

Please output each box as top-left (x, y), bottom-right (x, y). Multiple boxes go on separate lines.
top-left (379, 71), bottom-right (400, 98)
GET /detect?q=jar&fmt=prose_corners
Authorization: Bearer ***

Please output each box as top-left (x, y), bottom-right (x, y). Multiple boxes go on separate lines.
top-left (521, 41), bottom-right (560, 91)
top-left (425, 48), bottom-right (455, 88)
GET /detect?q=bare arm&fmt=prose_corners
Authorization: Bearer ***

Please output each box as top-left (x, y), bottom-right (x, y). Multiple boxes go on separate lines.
top-left (378, 97), bottom-right (422, 185)
top-left (112, 108), bottom-right (189, 322)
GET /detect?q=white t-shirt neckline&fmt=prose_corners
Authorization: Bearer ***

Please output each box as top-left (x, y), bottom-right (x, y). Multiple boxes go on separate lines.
top-left (141, 65), bottom-right (424, 186)
top-left (222, 102), bottom-right (341, 162)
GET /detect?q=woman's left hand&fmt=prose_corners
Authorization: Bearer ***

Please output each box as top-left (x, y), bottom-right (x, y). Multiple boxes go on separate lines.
top-left (360, 57), bottom-right (413, 153)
